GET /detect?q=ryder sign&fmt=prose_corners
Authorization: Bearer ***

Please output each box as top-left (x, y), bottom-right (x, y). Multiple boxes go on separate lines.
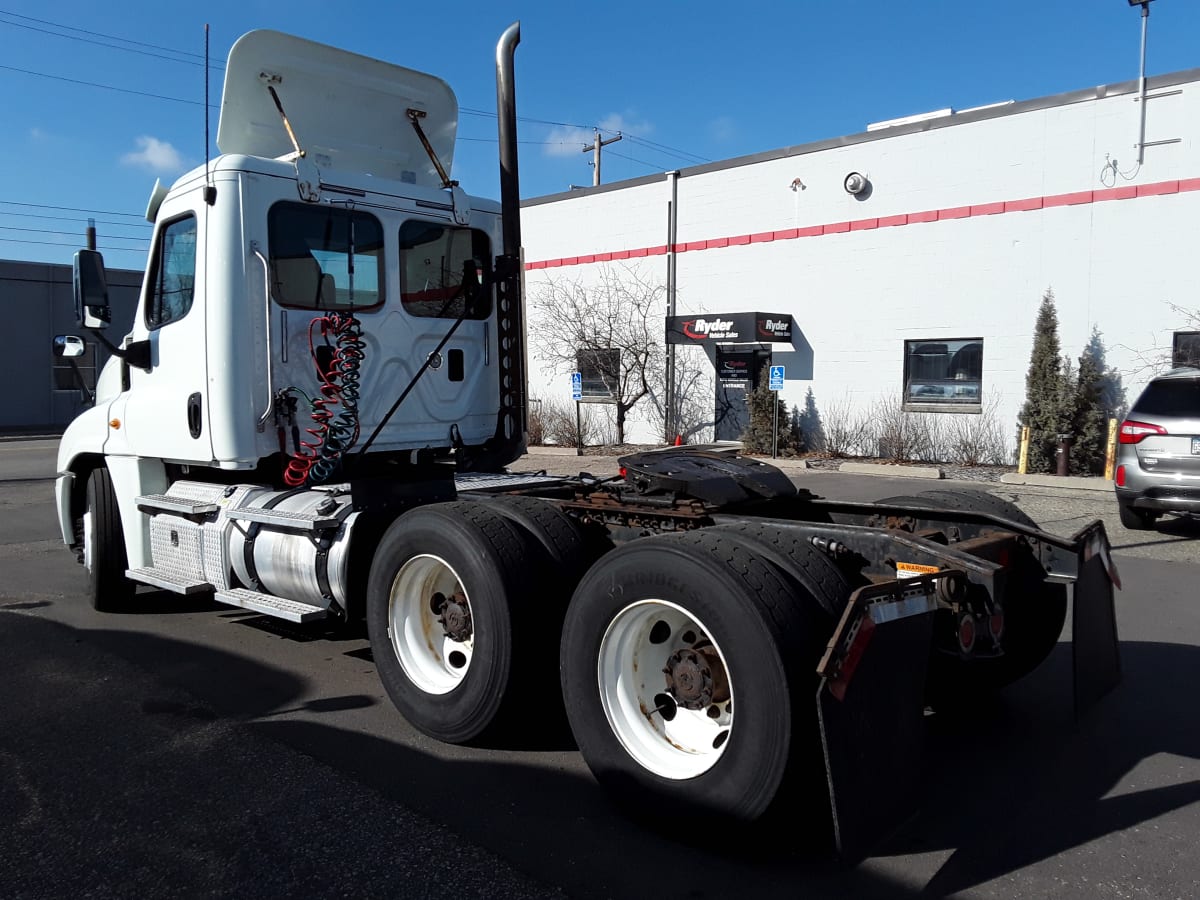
top-left (666, 312), bottom-right (793, 344)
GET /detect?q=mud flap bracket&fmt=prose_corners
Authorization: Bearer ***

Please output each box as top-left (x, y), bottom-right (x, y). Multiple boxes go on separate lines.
top-left (816, 573), bottom-right (946, 860)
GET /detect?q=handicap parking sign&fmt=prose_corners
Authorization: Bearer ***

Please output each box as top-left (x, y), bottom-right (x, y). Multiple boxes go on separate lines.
top-left (769, 365), bottom-right (785, 391)
top-left (571, 372), bottom-right (583, 400)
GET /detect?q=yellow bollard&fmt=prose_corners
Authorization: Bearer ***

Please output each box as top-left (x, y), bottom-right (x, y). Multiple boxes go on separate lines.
top-left (1104, 417), bottom-right (1119, 480)
top-left (1017, 425), bottom-right (1030, 475)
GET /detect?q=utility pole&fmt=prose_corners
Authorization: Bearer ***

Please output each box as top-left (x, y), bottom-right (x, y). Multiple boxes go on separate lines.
top-left (582, 130), bottom-right (622, 186)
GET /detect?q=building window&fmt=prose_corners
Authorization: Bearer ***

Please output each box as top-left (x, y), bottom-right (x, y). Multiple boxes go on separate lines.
top-left (903, 338), bottom-right (983, 412)
top-left (1173, 331), bottom-right (1200, 368)
top-left (269, 203), bottom-right (384, 310)
top-left (399, 221), bottom-right (492, 319)
top-left (52, 340), bottom-right (97, 393)
top-left (146, 214), bottom-right (198, 329)
top-left (577, 348), bottom-right (619, 401)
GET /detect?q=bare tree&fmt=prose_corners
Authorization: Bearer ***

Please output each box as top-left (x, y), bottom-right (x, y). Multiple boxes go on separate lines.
top-left (1115, 300), bottom-right (1200, 378)
top-left (530, 264), bottom-right (666, 445)
top-left (644, 347), bottom-right (719, 444)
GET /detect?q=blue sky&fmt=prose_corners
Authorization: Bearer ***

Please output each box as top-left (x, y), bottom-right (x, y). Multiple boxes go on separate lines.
top-left (1, 0), bottom-right (1196, 272)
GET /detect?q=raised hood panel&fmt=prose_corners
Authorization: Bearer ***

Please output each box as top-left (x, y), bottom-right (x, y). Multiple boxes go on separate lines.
top-left (217, 30), bottom-right (457, 186)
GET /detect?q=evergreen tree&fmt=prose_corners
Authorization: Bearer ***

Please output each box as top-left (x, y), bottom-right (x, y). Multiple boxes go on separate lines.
top-left (1020, 290), bottom-right (1072, 473)
top-left (797, 387), bottom-right (825, 452)
top-left (1072, 334), bottom-right (1109, 475)
top-left (789, 404), bottom-right (805, 452)
top-left (1086, 327), bottom-right (1127, 421)
top-left (741, 364), bottom-right (793, 454)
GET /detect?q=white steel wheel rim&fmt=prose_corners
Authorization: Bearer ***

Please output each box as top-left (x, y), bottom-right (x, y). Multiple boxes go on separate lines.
top-left (388, 554), bottom-right (474, 695)
top-left (82, 509), bottom-right (95, 573)
top-left (597, 599), bottom-right (734, 780)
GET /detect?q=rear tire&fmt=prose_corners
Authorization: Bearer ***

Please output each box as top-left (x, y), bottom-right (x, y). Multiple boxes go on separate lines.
top-left (365, 501), bottom-right (548, 744)
top-left (706, 520), bottom-right (859, 617)
top-left (878, 488), bottom-right (1068, 695)
top-left (83, 468), bottom-right (136, 613)
top-left (1117, 498), bottom-right (1159, 531)
top-left (482, 494), bottom-right (601, 591)
top-left (561, 530), bottom-right (829, 825)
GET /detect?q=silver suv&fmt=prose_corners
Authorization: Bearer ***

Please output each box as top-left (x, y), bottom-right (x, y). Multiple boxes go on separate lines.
top-left (1114, 367), bottom-right (1200, 529)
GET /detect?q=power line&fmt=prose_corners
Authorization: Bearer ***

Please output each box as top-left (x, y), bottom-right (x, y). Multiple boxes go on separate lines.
top-left (0, 201), bottom-right (146, 219)
top-left (603, 148), bottom-right (666, 173)
top-left (0, 8), bottom-right (213, 62)
top-left (461, 106), bottom-right (594, 130)
top-left (457, 137), bottom-right (599, 146)
top-left (0, 237), bottom-right (147, 251)
top-left (0, 210), bottom-right (152, 229)
top-left (0, 62), bottom-right (212, 107)
top-left (624, 134), bottom-right (709, 165)
top-left (460, 106), bottom-right (708, 165)
top-left (0, 15), bottom-right (212, 68)
top-left (1, 16), bottom-right (711, 169)
top-left (0, 225), bottom-right (149, 242)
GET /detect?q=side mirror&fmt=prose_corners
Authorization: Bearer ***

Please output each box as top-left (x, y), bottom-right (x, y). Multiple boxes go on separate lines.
top-left (73, 249), bottom-right (111, 330)
top-left (53, 334), bottom-right (86, 359)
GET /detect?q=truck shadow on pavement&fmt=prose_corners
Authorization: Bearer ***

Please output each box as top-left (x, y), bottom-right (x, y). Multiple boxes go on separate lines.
top-left (1109, 515), bottom-right (1200, 552)
top-left (11, 606), bottom-right (1196, 900)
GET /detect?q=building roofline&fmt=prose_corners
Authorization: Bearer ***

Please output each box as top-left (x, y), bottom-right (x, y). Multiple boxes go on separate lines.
top-left (522, 66), bottom-right (1200, 209)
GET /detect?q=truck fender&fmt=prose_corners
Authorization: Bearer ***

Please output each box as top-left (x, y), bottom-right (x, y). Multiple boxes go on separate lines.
top-left (95, 456), bottom-right (168, 570)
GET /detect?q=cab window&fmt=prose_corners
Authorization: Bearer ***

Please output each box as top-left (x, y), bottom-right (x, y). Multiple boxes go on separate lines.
top-left (145, 214), bottom-right (197, 329)
top-left (268, 203), bottom-right (384, 310)
top-left (399, 221), bottom-right (491, 319)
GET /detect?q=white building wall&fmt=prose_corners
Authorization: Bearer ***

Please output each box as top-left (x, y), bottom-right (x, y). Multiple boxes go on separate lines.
top-left (521, 70), bottom-right (1200, 450)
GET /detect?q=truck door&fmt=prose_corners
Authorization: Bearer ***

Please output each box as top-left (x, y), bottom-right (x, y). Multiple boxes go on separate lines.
top-left (120, 204), bottom-right (212, 462)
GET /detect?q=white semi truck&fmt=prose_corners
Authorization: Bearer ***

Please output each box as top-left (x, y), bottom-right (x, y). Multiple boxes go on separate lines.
top-left (52, 24), bottom-right (1122, 854)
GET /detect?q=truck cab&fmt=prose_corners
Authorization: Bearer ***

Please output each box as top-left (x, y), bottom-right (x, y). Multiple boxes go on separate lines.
top-left (55, 29), bottom-right (525, 569)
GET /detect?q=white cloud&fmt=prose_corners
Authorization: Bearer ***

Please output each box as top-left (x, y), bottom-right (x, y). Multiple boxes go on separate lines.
top-left (599, 113), bottom-right (652, 138)
top-left (541, 112), bottom-right (654, 159)
top-left (543, 124), bottom-right (596, 158)
top-left (121, 136), bottom-right (187, 174)
top-left (708, 116), bottom-right (737, 142)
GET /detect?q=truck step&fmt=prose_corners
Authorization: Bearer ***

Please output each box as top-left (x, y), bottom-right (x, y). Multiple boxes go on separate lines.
top-left (213, 588), bottom-right (328, 624)
top-left (136, 493), bottom-right (220, 516)
top-left (126, 567), bottom-right (213, 595)
top-left (228, 506), bottom-right (347, 531)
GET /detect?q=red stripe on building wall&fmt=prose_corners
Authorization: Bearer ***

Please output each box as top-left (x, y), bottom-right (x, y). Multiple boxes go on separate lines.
top-left (525, 177), bottom-right (1200, 270)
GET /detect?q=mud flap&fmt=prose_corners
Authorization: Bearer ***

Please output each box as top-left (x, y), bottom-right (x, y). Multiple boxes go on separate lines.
top-left (815, 575), bottom-right (944, 860)
top-left (1072, 532), bottom-right (1122, 719)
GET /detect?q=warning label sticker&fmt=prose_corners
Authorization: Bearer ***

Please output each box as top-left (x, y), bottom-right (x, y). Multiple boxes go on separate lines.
top-left (896, 561), bottom-right (940, 579)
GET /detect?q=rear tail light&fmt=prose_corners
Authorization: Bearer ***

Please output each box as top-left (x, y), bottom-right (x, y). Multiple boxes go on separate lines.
top-left (957, 613), bottom-right (977, 654)
top-left (1118, 420), bottom-right (1168, 444)
top-left (1115, 465), bottom-right (1126, 487)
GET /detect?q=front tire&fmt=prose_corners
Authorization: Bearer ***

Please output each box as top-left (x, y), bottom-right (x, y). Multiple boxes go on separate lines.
top-left (561, 530), bottom-right (827, 825)
top-left (365, 501), bottom-right (546, 744)
top-left (83, 467), bottom-right (136, 612)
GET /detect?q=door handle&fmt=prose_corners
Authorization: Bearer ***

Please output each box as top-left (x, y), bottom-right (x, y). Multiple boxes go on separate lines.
top-left (187, 392), bottom-right (202, 439)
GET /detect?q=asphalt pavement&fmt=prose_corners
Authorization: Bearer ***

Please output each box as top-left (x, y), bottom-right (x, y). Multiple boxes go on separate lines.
top-left (2, 438), bottom-right (1198, 899)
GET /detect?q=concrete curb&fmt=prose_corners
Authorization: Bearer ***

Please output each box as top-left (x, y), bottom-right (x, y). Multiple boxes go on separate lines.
top-left (999, 472), bottom-right (1114, 492)
top-left (838, 461), bottom-right (944, 480)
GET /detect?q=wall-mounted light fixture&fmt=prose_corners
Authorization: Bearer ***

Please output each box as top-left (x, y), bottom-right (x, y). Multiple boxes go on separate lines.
top-left (790, 177), bottom-right (806, 192)
top-left (843, 172), bottom-right (870, 195)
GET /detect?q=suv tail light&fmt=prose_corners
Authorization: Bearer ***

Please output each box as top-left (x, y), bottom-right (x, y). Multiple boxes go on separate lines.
top-left (1119, 419), bottom-right (1168, 444)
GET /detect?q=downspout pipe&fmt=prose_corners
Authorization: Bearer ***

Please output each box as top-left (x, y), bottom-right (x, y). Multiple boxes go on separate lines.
top-left (1135, 2), bottom-right (1149, 165)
